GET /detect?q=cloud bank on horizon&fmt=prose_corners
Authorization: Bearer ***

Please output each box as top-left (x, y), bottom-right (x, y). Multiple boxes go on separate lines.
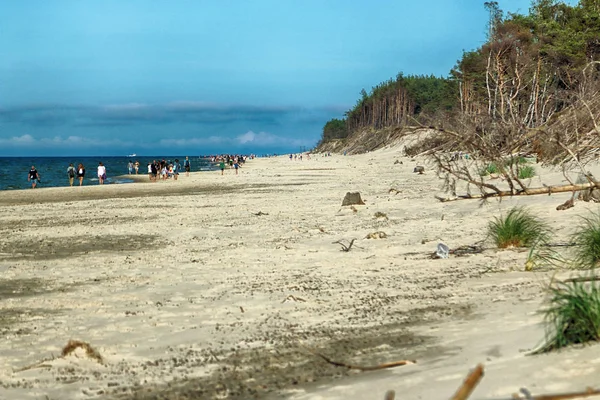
top-left (0, 0), bottom-right (564, 156)
top-left (0, 102), bottom-right (334, 155)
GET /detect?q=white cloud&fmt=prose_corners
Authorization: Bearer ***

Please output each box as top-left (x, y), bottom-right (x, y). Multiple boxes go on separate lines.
top-left (102, 103), bottom-right (148, 111)
top-left (0, 134), bottom-right (35, 144)
top-left (235, 130), bottom-right (313, 147)
top-left (0, 134), bottom-right (135, 149)
top-left (158, 136), bottom-right (225, 147)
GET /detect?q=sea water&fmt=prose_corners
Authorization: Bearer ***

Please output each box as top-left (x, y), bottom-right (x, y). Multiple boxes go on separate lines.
top-left (0, 156), bottom-right (217, 190)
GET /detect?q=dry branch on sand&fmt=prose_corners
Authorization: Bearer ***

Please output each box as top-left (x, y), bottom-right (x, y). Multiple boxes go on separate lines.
top-left (449, 364), bottom-right (484, 400)
top-left (301, 344), bottom-right (415, 372)
top-left (381, 364), bottom-right (600, 400)
top-left (434, 181), bottom-right (600, 202)
top-left (333, 239), bottom-right (356, 252)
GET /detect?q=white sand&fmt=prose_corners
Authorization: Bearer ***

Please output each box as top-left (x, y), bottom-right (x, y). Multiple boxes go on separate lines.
top-left (0, 145), bottom-right (599, 399)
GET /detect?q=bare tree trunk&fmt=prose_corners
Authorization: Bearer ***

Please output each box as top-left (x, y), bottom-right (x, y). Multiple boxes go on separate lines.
top-left (435, 181), bottom-right (600, 202)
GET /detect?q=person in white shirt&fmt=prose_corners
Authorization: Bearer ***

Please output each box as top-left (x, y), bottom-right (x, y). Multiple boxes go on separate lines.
top-left (97, 162), bottom-right (107, 185)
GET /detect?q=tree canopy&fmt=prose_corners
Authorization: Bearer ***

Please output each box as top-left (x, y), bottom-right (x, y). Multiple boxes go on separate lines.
top-left (318, 0), bottom-right (600, 147)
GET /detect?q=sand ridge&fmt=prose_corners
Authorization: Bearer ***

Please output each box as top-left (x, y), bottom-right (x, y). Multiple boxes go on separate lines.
top-left (0, 147), bottom-right (599, 399)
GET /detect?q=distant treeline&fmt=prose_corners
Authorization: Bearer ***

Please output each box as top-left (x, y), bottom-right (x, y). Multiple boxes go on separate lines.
top-left (319, 0), bottom-right (600, 147)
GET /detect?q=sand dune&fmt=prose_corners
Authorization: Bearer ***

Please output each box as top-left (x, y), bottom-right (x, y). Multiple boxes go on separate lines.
top-left (1, 146), bottom-right (599, 400)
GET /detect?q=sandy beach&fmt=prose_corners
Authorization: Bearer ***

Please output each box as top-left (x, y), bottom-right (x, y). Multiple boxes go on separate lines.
top-left (1, 144), bottom-right (600, 400)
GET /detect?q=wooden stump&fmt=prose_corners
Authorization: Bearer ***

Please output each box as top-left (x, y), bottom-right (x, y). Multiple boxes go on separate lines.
top-left (342, 192), bottom-right (365, 206)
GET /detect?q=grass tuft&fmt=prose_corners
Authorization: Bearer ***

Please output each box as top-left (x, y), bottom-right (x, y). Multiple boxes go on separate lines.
top-left (488, 207), bottom-right (550, 249)
top-left (517, 165), bottom-right (536, 179)
top-left (480, 163), bottom-right (499, 176)
top-left (571, 212), bottom-right (600, 269)
top-left (536, 280), bottom-right (600, 353)
top-left (525, 242), bottom-right (565, 271)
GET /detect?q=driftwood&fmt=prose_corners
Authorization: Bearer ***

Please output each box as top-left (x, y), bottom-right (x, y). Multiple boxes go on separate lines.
top-left (556, 198), bottom-right (575, 210)
top-left (442, 364), bottom-right (600, 400)
top-left (449, 364), bottom-right (484, 400)
top-left (562, 276), bottom-right (600, 283)
top-left (281, 294), bottom-right (306, 303)
top-left (511, 387), bottom-right (600, 399)
top-left (302, 344), bottom-right (415, 371)
top-left (435, 181), bottom-right (600, 202)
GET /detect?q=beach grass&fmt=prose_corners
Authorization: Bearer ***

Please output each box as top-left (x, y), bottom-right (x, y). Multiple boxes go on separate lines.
top-left (488, 207), bottom-right (550, 249)
top-left (525, 243), bottom-right (565, 271)
top-left (480, 163), bottom-right (500, 176)
top-left (572, 212), bottom-right (600, 269)
top-left (517, 165), bottom-right (535, 179)
top-left (538, 280), bottom-right (600, 352)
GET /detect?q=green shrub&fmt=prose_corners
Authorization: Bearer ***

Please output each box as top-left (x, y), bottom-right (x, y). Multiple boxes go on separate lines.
top-left (488, 207), bottom-right (550, 248)
top-left (572, 212), bottom-right (600, 269)
top-left (518, 165), bottom-right (536, 179)
top-left (535, 280), bottom-right (600, 353)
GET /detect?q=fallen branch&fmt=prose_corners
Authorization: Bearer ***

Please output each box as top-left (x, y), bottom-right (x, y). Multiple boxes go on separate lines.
top-left (449, 364), bottom-right (484, 400)
top-left (281, 295), bottom-right (306, 303)
top-left (450, 245), bottom-right (484, 256)
top-left (302, 344), bottom-right (415, 371)
top-left (510, 387), bottom-right (600, 399)
top-left (13, 361), bottom-right (54, 373)
top-left (562, 276), bottom-right (600, 283)
top-left (435, 181), bottom-right (600, 202)
top-left (333, 239), bottom-right (356, 252)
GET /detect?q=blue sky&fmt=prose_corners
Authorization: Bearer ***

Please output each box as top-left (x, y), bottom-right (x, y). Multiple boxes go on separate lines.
top-left (0, 0), bottom-right (576, 156)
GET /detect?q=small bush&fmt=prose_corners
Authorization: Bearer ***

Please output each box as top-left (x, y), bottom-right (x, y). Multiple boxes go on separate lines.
top-left (572, 212), bottom-right (600, 269)
top-left (518, 165), bottom-right (536, 179)
top-left (536, 281), bottom-right (600, 353)
top-left (488, 207), bottom-right (550, 248)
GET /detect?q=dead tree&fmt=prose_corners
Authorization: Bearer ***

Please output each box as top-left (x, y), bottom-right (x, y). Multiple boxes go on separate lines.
top-left (427, 62), bottom-right (600, 202)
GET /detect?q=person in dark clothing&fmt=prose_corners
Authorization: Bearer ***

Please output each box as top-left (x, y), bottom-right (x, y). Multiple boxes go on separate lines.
top-left (76, 163), bottom-right (86, 186)
top-left (28, 166), bottom-right (40, 189)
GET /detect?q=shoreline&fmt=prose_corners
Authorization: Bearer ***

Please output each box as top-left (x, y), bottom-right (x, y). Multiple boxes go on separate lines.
top-left (1, 147), bottom-right (599, 399)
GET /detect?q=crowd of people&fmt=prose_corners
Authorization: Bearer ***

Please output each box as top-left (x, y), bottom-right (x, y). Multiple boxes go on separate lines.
top-left (25, 154), bottom-right (260, 189)
top-left (146, 158), bottom-right (183, 182)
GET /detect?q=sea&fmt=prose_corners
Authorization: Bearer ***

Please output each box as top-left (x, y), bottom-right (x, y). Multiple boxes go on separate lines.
top-left (0, 156), bottom-right (217, 191)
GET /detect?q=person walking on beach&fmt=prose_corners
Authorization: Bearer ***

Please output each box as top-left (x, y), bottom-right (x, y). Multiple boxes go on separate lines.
top-left (184, 156), bottom-right (190, 176)
top-left (28, 166), bottom-right (40, 189)
top-left (77, 163), bottom-right (85, 186)
top-left (150, 160), bottom-right (158, 182)
top-left (173, 159), bottom-right (181, 180)
top-left (134, 160), bottom-right (140, 174)
top-left (67, 163), bottom-right (76, 186)
top-left (233, 158), bottom-right (239, 175)
top-left (128, 161), bottom-right (134, 175)
top-left (97, 162), bottom-right (107, 184)
top-left (219, 159), bottom-right (226, 175)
